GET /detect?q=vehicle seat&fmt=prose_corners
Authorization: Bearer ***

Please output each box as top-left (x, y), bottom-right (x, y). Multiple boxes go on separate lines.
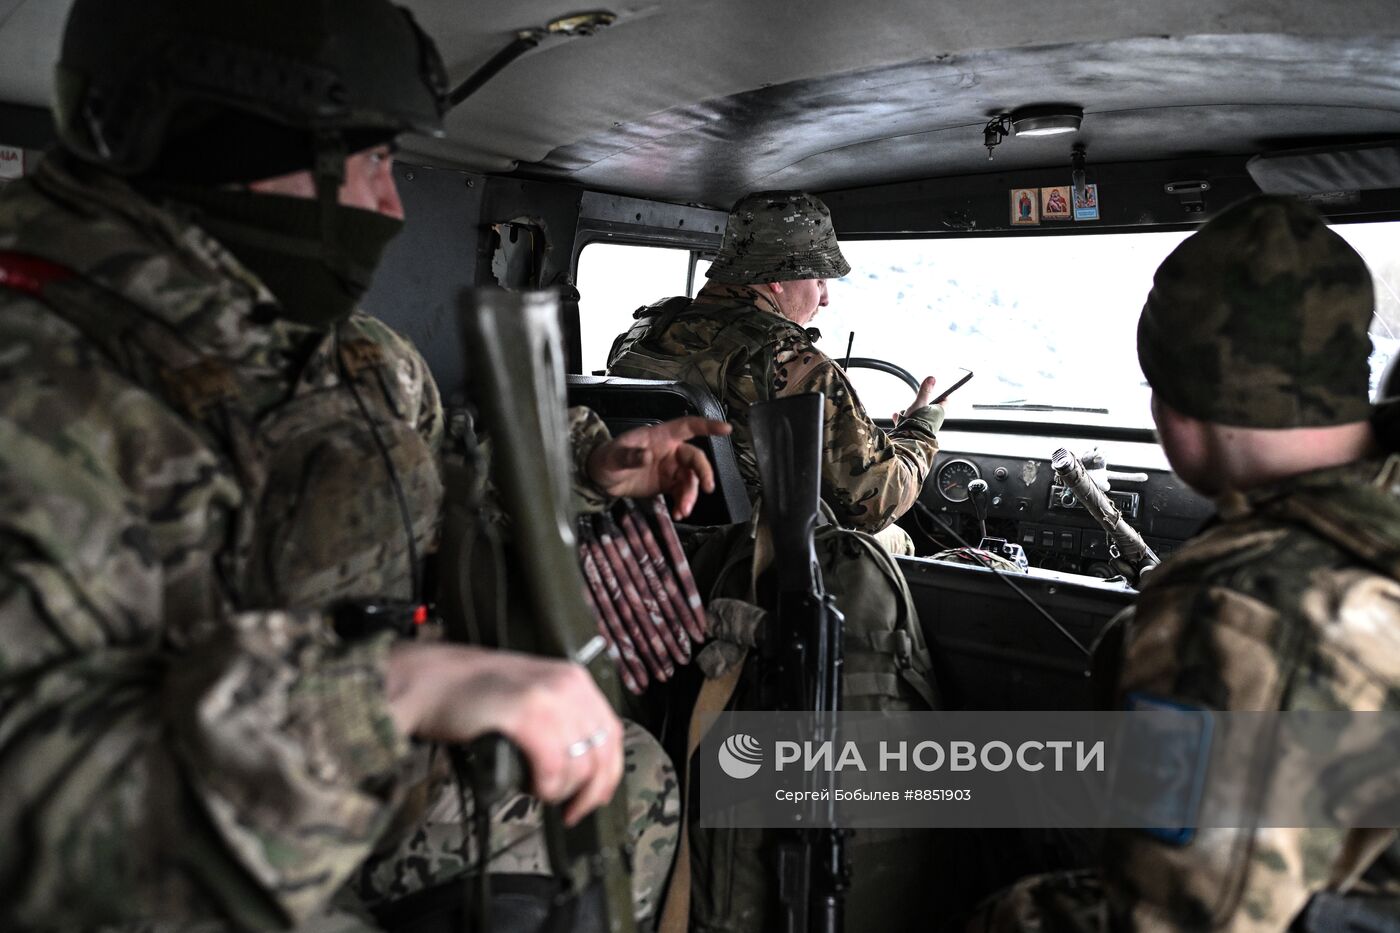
top-left (565, 375), bottom-right (751, 525)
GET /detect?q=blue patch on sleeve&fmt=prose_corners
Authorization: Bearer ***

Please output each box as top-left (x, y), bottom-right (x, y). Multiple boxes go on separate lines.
top-left (1121, 692), bottom-right (1215, 846)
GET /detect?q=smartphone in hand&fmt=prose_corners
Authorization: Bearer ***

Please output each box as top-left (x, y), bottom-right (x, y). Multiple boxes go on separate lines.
top-left (934, 368), bottom-right (974, 404)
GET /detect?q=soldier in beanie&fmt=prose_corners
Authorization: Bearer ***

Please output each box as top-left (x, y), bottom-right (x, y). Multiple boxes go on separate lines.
top-left (608, 190), bottom-right (945, 552)
top-left (0, 0), bottom-right (737, 927)
top-left (972, 195), bottom-right (1400, 932)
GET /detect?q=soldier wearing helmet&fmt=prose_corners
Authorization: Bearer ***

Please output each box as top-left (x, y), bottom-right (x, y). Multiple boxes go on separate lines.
top-left (0, 0), bottom-right (727, 927)
top-left (608, 190), bottom-right (944, 552)
top-left (974, 196), bottom-right (1400, 932)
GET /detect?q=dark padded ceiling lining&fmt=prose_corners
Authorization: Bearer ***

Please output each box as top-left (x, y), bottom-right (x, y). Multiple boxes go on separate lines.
top-left (397, 0), bottom-right (1400, 174)
top-left (508, 34), bottom-right (1400, 208)
top-left (3, 1), bottom-right (1400, 208)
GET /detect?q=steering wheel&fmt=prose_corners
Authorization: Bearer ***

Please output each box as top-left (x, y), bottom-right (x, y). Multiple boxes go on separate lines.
top-left (844, 356), bottom-right (920, 394)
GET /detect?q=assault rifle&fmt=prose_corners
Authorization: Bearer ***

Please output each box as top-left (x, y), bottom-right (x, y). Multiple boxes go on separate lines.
top-left (459, 287), bottom-right (635, 933)
top-left (750, 393), bottom-right (850, 933)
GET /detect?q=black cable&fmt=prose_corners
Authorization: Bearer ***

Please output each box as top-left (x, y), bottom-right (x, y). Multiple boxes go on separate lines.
top-left (913, 502), bottom-right (1090, 659)
top-left (445, 749), bottom-right (481, 930)
top-left (448, 31), bottom-right (544, 107)
top-left (334, 344), bottom-right (552, 921)
top-left (445, 745), bottom-right (495, 932)
top-left (443, 751), bottom-right (556, 911)
top-left (336, 326), bottom-right (492, 919)
top-left (334, 326), bottom-right (422, 604)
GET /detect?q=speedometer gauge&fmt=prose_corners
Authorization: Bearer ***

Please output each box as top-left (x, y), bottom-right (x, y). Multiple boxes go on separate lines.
top-left (935, 458), bottom-right (981, 502)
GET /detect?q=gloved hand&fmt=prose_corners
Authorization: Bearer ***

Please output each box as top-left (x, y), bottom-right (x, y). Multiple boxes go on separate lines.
top-left (695, 598), bottom-right (769, 678)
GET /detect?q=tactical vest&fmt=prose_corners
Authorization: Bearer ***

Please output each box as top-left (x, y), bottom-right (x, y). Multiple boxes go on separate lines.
top-left (609, 295), bottom-right (813, 502)
top-left (608, 295), bottom-right (810, 412)
top-left (0, 251), bottom-right (442, 618)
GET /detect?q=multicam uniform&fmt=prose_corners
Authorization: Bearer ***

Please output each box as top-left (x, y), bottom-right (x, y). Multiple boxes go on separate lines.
top-left (0, 157), bottom-right (675, 930)
top-left (612, 192), bottom-right (941, 929)
top-left (608, 282), bottom-right (942, 533)
top-left (976, 458), bottom-right (1400, 932)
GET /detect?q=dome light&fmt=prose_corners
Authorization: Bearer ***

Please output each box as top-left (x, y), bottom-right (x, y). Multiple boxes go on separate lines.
top-left (1011, 106), bottom-right (1084, 137)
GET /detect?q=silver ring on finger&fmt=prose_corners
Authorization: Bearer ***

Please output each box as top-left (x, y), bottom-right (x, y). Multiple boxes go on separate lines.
top-left (566, 728), bottom-right (610, 759)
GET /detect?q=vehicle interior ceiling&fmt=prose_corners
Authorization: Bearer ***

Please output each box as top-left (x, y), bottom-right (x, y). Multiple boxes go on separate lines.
top-left (3, 0), bottom-right (1400, 709)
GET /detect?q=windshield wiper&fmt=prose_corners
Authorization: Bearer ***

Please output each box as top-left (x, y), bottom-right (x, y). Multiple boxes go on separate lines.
top-left (972, 401), bottom-right (1110, 414)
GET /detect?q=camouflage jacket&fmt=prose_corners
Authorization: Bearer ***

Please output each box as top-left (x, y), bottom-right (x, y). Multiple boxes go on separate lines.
top-left (979, 456), bottom-right (1400, 933)
top-left (1099, 455), bottom-right (1400, 931)
top-left (607, 283), bottom-right (942, 531)
top-left (0, 157), bottom-right (611, 930)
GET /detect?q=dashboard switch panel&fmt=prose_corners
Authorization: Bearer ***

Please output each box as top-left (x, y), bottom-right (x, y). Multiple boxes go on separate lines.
top-left (1048, 484), bottom-right (1140, 518)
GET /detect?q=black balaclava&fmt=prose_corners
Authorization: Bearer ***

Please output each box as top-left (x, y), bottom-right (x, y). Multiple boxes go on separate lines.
top-left (153, 181), bottom-right (403, 328)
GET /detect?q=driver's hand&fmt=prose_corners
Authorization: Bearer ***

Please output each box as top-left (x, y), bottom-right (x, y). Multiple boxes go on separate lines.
top-left (894, 375), bottom-right (939, 424)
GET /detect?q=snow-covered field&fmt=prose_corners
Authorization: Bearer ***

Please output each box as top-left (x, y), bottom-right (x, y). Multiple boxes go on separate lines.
top-left (579, 224), bottom-right (1400, 429)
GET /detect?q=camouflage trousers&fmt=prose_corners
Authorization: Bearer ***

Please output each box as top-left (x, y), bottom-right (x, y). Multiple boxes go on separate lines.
top-left (358, 720), bottom-right (680, 924)
top-left (96, 724), bottom-right (678, 933)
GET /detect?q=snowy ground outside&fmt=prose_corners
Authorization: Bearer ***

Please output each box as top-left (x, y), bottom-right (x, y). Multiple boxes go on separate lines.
top-left (578, 223), bottom-right (1400, 430)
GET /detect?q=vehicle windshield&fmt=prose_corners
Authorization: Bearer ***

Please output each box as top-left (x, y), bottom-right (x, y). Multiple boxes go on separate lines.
top-left (819, 224), bottom-right (1400, 430)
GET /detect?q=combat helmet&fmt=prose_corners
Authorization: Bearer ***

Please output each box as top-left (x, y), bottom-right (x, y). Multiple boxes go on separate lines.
top-left (707, 190), bottom-right (852, 284)
top-left (54, 0), bottom-right (448, 183)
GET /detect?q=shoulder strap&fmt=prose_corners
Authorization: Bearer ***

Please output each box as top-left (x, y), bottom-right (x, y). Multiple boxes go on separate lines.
top-left (0, 251), bottom-right (72, 296)
top-left (633, 295), bottom-right (694, 330)
top-left (0, 250), bottom-right (257, 478)
top-left (1, 250), bottom-right (221, 401)
top-left (608, 297), bottom-right (692, 368)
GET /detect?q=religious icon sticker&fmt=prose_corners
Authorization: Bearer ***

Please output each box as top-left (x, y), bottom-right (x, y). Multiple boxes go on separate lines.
top-left (0, 145), bottom-right (23, 182)
top-left (1010, 188), bottom-right (1039, 226)
top-left (1073, 184), bottom-right (1100, 221)
top-left (1041, 186), bottom-right (1072, 220)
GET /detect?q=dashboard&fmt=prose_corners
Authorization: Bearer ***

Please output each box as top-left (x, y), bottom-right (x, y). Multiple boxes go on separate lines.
top-left (908, 438), bottom-right (1214, 578)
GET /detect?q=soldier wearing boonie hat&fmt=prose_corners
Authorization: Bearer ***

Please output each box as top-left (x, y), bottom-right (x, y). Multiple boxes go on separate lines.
top-left (973, 195), bottom-right (1400, 933)
top-left (704, 189), bottom-right (852, 284)
top-left (609, 189), bottom-right (945, 549)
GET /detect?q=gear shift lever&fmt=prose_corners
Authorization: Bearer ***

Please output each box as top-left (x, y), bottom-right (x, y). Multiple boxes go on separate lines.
top-left (967, 478), bottom-right (990, 544)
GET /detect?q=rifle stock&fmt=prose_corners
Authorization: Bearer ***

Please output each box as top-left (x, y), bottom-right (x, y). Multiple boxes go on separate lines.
top-left (750, 393), bottom-right (849, 933)
top-left (459, 286), bottom-right (636, 933)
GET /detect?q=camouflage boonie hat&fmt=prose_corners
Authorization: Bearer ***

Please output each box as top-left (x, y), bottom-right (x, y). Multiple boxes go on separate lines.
top-left (706, 190), bottom-right (851, 284)
top-left (1138, 195), bottom-right (1375, 428)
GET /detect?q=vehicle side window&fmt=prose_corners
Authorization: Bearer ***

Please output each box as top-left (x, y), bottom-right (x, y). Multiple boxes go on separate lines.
top-left (1334, 223), bottom-right (1400, 398)
top-left (691, 258), bottom-right (712, 294)
top-left (576, 243), bottom-right (692, 374)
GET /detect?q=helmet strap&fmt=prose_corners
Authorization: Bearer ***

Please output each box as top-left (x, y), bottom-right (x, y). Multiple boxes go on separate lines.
top-left (314, 131), bottom-right (349, 274)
